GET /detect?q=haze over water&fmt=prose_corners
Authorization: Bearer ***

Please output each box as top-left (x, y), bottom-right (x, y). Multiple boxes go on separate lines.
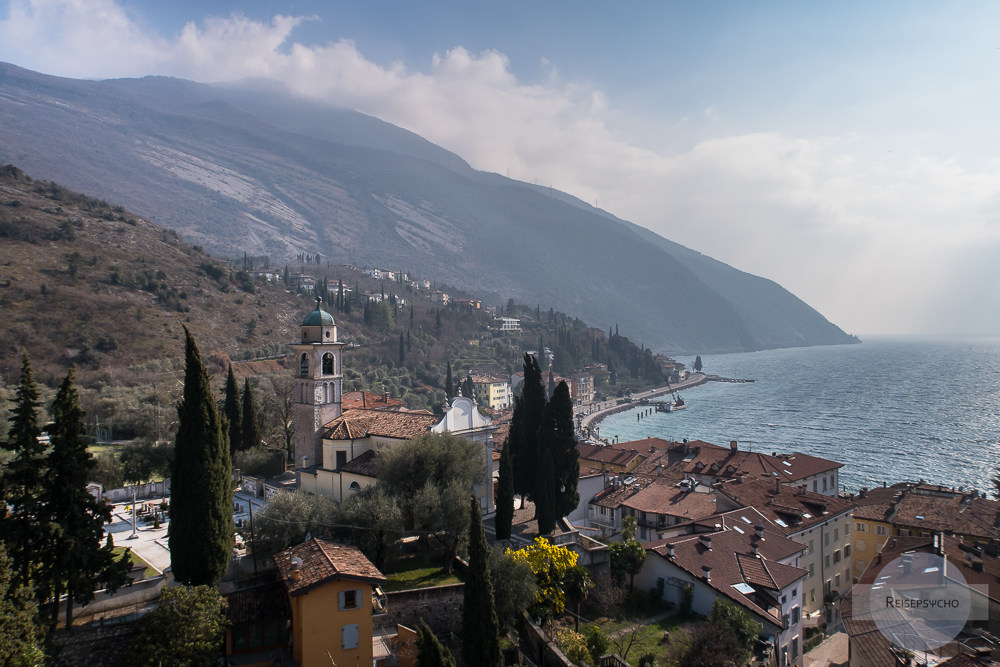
top-left (600, 337), bottom-right (1000, 495)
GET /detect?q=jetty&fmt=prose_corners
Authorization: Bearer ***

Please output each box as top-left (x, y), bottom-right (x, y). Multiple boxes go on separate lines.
top-left (706, 374), bottom-right (756, 383)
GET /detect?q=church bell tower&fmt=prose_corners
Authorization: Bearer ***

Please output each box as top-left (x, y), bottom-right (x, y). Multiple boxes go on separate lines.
top-left (292, 297), bottom-right (344, 473)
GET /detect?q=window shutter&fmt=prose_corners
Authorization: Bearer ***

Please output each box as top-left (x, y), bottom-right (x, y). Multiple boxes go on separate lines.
top-left (342, 623), bottom-right (359, 649)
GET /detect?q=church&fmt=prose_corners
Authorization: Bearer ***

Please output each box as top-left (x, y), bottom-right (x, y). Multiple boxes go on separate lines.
top-left (291, 298), bottom-right (497, 514)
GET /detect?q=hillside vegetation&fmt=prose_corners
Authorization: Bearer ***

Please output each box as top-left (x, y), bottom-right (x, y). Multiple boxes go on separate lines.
top-left (0, 166), bottom-right (667, 447)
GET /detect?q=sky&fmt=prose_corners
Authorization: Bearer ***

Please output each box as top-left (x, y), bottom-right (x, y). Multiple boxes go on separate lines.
top-left (2, 0), bottom-right (1000, 336)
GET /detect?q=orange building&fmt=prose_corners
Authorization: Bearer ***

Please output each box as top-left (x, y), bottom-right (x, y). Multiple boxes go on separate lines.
top-left (274, 538), bottom-right (389, 667)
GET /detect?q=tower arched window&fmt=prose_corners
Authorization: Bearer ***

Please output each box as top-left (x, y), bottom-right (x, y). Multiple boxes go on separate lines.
top-left (349, 481), bottom-right (361, 491)
top-left (299, 353), bottom-right (309, 377)
top-left (322, 353), bottom-right (334, 375)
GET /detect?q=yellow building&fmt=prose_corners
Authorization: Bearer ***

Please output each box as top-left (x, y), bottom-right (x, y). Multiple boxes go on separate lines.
top-left (274, 538), bottom-right (388, 667)
top-left (471, 374), bottom-right (513, 410)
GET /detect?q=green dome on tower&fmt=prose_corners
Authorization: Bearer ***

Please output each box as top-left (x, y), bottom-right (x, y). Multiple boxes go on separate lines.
top-left (302, 298), bottom-right (335, 326)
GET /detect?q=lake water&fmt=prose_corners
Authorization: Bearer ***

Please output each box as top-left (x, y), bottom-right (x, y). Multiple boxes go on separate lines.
top-left (599, 336), bottom-right (1000, 494)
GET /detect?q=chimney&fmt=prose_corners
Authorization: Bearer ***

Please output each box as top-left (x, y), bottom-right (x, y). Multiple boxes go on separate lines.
top-left (700, 534), bottom-right (713, 550)
top-left (701, 565), bottom-right (712, 581)
top-left (290, 556), bottom-right (303, 581)
top-left (773, 477), bottom-right (780, 493)
top-left (730, 440), bottom-right (738, 452)
top-left (666, 543), bottom-right (675, 558)
top-left (362, 392), bottom-right (366, 408)
top-left (752, 543), bottom-right (760, 557)
top-left (755, 525), bottom-right (765, 540)
top-left (383, 389), bottom-right (390, 403)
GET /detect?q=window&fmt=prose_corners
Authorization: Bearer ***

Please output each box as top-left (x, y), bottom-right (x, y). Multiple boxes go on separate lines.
top-left (836, 573), bottom-right (841, 588)
top-left (899, 529), bottom-right (911, 537)
top-left (299, 353), bottom-right (309, 377)
top-left (809, 539), bottom-right (814, 555)
top-left (342, 623), bottom-right (359, 650)
top-left (812, 480), bottom-right (817, 492)
top-left (825, 532), bottom-right (830, 546)
top-left (809, 563), bottom-right (814, 577)
top-left (834, 549), bottom-right (841, 564)
top-left (845, 544), bottom-right (852, 558)
top-left (322, 353), bottom-right (334, 375)
top-left (810, 589), bottom-right (816, 603)
top-left (792, 636), bottom-right (800, 659)
top-left (822, 477), bottom-right (828, 491)
top-left (825, 555), bottom-right (830, 569)
top-left (349, 481), bottom-right (361, 491)
top-left (791, 606), bottom-right (801, 625)
top-left (856, 540), bottom-right (866, 552)
top-left (856, 522), bottom-right (866, 532)
top-left (875, 525), bottom-right (887, 536)
top-left (336, 451), bottom-right (347, 469)
top-left (339, 589), bottom-right (360, 610)
top-left (834, 527), bottom-right (839, 542)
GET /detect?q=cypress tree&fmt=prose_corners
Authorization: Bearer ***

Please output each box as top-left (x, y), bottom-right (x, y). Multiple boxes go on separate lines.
top-left (0, 352), bottom-right (46, 593)
top-left (462, 496), bottom-right (502, 667)
top-left (416, 618), bottom-right (456, 667)
top-left (43, 368), bottom-right (131, 628)
top-left (495, 442), bottom-right (514, 541)
top-left (510, 353), bottom-right (545, 503)
top-left (545, 381), bottom-right (580, 518)
top-left (399, 332), bottom-right (406, 366)
top-left (445, 362), bottom-right (454, 399)
top-left (241, 378), bottom-right (261, 451)
top-left (535, 444), bottom-right (557, 535)
top-left (170, 328), bottom-right (234, 586)
top-left (224, 365), bottom-right (243, 455)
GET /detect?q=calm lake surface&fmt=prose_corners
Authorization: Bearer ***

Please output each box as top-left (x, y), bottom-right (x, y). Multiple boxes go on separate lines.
top-left (599, 336), bottom-right (1000, 494)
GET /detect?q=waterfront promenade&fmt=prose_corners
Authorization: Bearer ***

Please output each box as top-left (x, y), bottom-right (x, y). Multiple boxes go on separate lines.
top-left (575, 372), bottom-right (708, 440)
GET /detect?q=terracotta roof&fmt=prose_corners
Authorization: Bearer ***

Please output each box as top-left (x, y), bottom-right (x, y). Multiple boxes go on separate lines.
top-left (625, 439), bottom-right (842, 485)
top-left (713, 507), bottom-right (808, 562)
top-left (646, 528), bottom-right (807, 628)
top-left (714, 478), bottom-right (856, 536)
top-left (621, 483), bottom-right (719, 521)
top-left (323, 408), bottom-right (440, 441)
top-left (274, 538), bottom-right (385, 597)
top-left (340, 450), bottom-right (378, 477)
top-left (592, 479), bottom-right (651, 509)
top-left (225, 581), bottom-right (291, 625)
top-left (341, 390), bottom-right (406, 411)
top-left (577, 443), bottom-right (645, 469)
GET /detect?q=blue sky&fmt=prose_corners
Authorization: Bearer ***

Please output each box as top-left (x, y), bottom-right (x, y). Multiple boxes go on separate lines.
top-left (2, 0), bottom-right (1000, 336)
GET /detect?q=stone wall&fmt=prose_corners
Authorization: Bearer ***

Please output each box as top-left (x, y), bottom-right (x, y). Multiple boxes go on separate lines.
top-left (375, 583), bottom-right (465, 638)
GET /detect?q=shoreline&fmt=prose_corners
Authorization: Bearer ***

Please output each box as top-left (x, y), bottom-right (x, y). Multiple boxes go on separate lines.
top-left (576, 373), bottom-right (709, 442)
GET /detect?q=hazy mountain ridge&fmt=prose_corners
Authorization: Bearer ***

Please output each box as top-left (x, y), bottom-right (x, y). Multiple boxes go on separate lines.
top-left (0, 62), bottom-right (857, 354)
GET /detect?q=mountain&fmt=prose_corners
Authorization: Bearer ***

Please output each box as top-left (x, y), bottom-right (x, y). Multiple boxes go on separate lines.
top-left (0, 62), bottom-right (857, 354)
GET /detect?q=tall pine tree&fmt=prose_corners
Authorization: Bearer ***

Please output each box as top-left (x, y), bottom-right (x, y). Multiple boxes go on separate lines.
top-left (241, 378), bottom-right (261, 452)
top-left (0, 352), bottom-right (46, 594)
top-left (224, 365), bottom-right (243, 456)
top-left (545, 381), bottom-right (580, 518)
top-left (416, 618), bottom-right (456, 667)
top-left (510, 353), bottom-right (545, 504)
top-left (461, 496), bottom-right (502, 667)
top-left (170, 328), bottom-right (234, 586)
top-left (535, 444), bottom-right (557, 535)
top-left (494, 442), bottom-right (514, 541)
top-left (43, 368), bottom-right (131, 628)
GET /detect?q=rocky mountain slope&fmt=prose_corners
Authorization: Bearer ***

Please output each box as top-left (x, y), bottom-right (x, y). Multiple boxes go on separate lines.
top-left (0, 62), bottom-right (857, 354)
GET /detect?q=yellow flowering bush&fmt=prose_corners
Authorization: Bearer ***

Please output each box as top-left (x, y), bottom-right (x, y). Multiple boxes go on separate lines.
top-left (507, 537), bottom-right (578, 618)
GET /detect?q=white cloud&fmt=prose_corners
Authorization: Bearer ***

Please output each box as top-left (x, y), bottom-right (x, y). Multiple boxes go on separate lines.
top-left (3, 0), bottom-right (1000, 334)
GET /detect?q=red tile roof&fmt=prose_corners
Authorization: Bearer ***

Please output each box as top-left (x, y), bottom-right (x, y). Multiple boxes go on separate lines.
top-left (577, 443), bottom-right (645, 469)
top-left (646, 528), bottom-right (807, 628)
top-left (714, 478), bottom-right (856, 535)
top-left (341, 390), bottom-right (406, 411)
top-left (621, 483), bottom-right (719, 521)
top-left (274, 538), bottom-right (385, 597)
top-left (323, 408), bottom-right (440, 441)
